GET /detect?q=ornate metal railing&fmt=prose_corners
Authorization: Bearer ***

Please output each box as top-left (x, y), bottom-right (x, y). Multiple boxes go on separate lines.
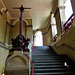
top-left (53, 14), bottom-right (74, 42)
top-left (64, 14), bottom-right (74, 31)
top-left (54, 34), bottom-right (58, 42)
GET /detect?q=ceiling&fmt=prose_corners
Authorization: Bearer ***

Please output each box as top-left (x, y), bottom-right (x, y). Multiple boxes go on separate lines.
top-left (2, 0), bottom-right (54, 30)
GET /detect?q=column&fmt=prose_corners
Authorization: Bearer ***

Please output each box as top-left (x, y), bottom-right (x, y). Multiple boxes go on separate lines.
top-left (54, 8), bottom-right (62, 37)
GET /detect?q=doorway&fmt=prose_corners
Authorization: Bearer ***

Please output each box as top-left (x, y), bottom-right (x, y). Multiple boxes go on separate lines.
top-left (34, 31), bottom-right (43, 46)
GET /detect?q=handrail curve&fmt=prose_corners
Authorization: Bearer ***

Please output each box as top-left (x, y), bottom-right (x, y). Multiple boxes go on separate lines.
top-left (54, 43), bottom-right (75, 51)
top-left (63, 14), bottom-right (74, 31)
top-left (42, 25), bottom-right (51, 35)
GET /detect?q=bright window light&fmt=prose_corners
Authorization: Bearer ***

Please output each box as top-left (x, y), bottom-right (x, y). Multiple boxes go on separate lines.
top-left (52, 25), bottom-right (57, 37)
top-left (34, 31), bottom-right (43, 46)
top-left (64, 0), bottom-right (73, 21)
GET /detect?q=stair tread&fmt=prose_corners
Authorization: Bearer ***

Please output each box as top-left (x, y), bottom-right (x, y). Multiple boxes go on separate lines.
top-left (34, 62), bottom-right (64, 64)
top-left (33, 61), bottom-right (63, 63)
top-left (33, 60), bottom-right (62, 62)
top-left (33, 58), bottom-right (60, 59)
top-left (32, 54), bottom-right (56, 55)
top-left (32, 72), bottom-right (75, 74)
top-left (33, 55), bottom-right (59, 56)
top-left (32, 65), bottom-right (66, 67)
top-left (32, 68), bottom-right (70, 70)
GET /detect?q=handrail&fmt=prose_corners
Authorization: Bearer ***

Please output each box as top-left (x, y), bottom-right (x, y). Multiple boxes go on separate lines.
top-left (0, 41), bottom-right (5, 45)
top-left (54, 34), bottom-right (58, 42)
top-left (63, 14), bottom-right (74, 31)
top-left (54, 43), bottom-right (75, 51)
top-left (54, 44), bottom-right (64, 48)
top-left (0, 44), bottom-right (9, 50)
top-left (42, 25), bottom-right (51, 35)
top-left (64, 14), bottom-right (74, 26)
top-left (30, 44), bottom-right (34, 75)
top-left (0, 41), bottom-right (9, 50)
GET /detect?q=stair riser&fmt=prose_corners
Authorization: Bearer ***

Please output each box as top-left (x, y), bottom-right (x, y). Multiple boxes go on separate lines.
top-left (34, 64), bottom-right (65, 67)
top-left (33, 59), bottom-right (61, 61)
top-left (33, 58), bottom-right (61, 59)
top-left (33, 56), bottom-right (59, 58)
top-left (33, 62), bottom-right (64, 64)
top-left (31, 74), bottom-right (74, 75)
top-left (33, 61), bottom-right (63, 63)
top-left (31, 67), bottom-right (67, 69)
top-left (31, 70), bottom-right (72, 73)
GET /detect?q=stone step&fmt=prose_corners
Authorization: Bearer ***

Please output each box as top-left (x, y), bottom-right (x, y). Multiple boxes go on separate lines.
top-left (33, 60), bottom-right (63, 63)
top-left (33, 59), bottom-right (62, 62)
top-left (32, 58), bottom-right (60, 60)
top-left (33, 62), bottom-right (64, 65)
top-left (31, 68), bottom-right (75, 73)
top-left (31, 65), bottom-right (66, 68)
top-left (31, 72), bottom-right (75, 75)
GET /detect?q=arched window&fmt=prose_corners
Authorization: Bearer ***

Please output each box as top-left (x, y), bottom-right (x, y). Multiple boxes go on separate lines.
top-left (34, 31), bottom-right (43, 46)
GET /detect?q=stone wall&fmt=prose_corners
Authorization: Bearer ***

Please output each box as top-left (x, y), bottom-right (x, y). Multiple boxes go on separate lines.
top-left (0, 1), bottom-right (11, 75)
top-left (33, 15), bottom-right (52, 46)
top-left (8, 19), bottom-right (33, 44)
top-left (41, 26), bottom-right (52, 46)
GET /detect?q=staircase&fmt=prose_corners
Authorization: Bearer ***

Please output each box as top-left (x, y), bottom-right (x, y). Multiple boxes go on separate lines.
top-left (31, 46), bottom-right (75, 75)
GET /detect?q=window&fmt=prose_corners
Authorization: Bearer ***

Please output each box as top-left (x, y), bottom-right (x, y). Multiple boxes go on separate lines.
top-left (64, 0), bottom-right (73, 21)
top-left (52, 25), bottom-right (57, 38)
top-left (51, 14), bottom-right (57, 42)
top-left (58, 0), bottom-right (74, 32)
top-left (64, 0), bottom-right (74, 31)
top-left (52, 25), bottom-right (57, 42)
top-left (34, 31), bottom-right (43, 46)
